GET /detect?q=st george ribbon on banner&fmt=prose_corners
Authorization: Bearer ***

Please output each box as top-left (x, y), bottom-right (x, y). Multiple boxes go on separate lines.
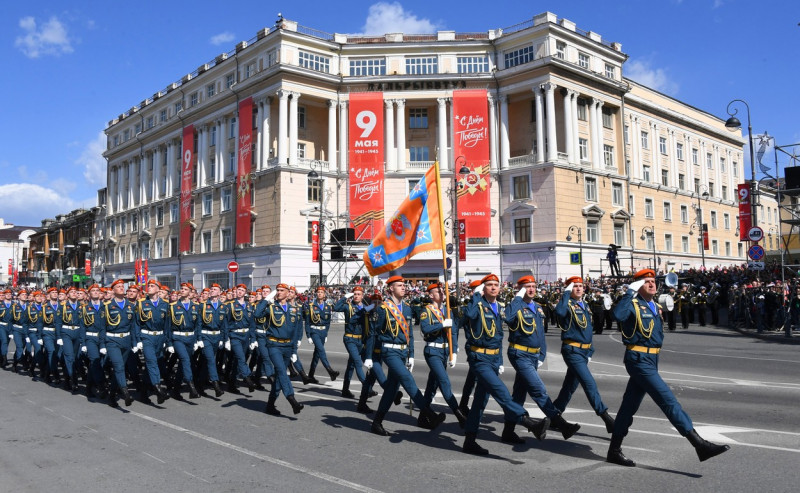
top-left (349, 92), bottom-right (385, 239)
top-left (363, 162), bottom-right (444, 275)
top-left (452, 89), bottom-right (491, 238)
top-left (236, 97), bottom-right (254, 245)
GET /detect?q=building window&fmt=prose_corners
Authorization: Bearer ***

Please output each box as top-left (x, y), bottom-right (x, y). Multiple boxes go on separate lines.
top-left (190, 92), bottom-right (198, 107)
top-left (504, 45), bottom-right (534, 68)
top-left (708, 182), bottom-right (715, 197)
top-left (680, 205), bottom-right (688, 224)
top-left (624, 124), bottom-right (629, 144)
top-left (578, 138), bottom-right (589, 160)
top-left (682, 236), bottom-right (689, 253)
top-left (226, 73), bottom-right (235, 89)
top-left (173, 102), bottom-right (182, 115)
top-left (146, 116), bottom-right (154, 129)
top-left (578, 52), bottom-right (590, 69)
top-left (228, 151), bottom-right (236, 175)
top-left (409, 108), bottom-right (428, 129)
top-left (119, 246), bottom-right (126, 263)
top-left (706, 152), bottom-right (713, 169)
top-left (724, 213), bottom-right (730, 230)
top-left (202, 192), bottom-right (213, 216)
top-left (267, 49), bottom-right (277, 67)
top-left (712, 240), bottom-right (719, 255)
top-left (585, 177), bottom-right (598, 202)
top-left (298, 51), bottom-right (330, 72)
top-left (457, 56), bottom-right (489, 73)
top-left (513, 217), bottom-right (531, 243)
top-left (298, 107), bottom-right (306, 129)
top-left (737, 243), bottom-right (744, 257)
top-left (586, 220), bottom-right (599, 243)
top-left (725, 241), bottom-right (731, 256)
top-left (720, 157), bottom-right (726, 173)
top-left (512, 175), bottom-right (530, 200)
top-left (692, 148), bottom-right (699, 165)
top-left (229, 117), bottom-right (237, 139)
top-left (614, 224), bottom-right (625, 246)
top-left (676, 142), bottom-right (684, 160)
top-left (664, 234), bottom-right (673, 252)
top-left (155, 239), bottom-right (163, 259)
top-left (629, 194), bottom-right (635, 215)
top-left (603, 145), bottom-right (615, 168)
top-left (604, 63), bottom-right (615, 79)
top-left (663, 202), bottom-right (672, 221)
top-left (645, 233), bottom-right (654, 251)
top-left (160, 109), bottom-right (167, 123)
top-left (170, 202), bottom-right (179, 223)
top-left (407, 179), bottom-right (419, 194)
top-left (221, 187), bottom-right (232, 212)
top-left (156, 206), bottom-right (164, 227)
top-left (142, 210), bottom-right (150, 229)
top-left (350, 58), bottom-right (386, 76)
top-left (678, 174), bottom-right (686, 190)
top-left (245, 62), bottom-right (255, 78)
top-left (577, 101), bottom-right (587, 121)
top-left (121, 217), bottom-right (127, 234)
top-left (409, 146), bottom-right (429, 161)
top-left (297, 143), bottom-right (306, 159)
top-left (641, 131), bottom-right (649, 149)
top-left (602, 109), bottom-right (613, 129)
top-left (659, 136), bottom-right (667, 154)
top-left (556, 41), bottom-right (566, 59)
top-left (661, 169), bottom-right (669, 186)
top-left (722, 185), bottom-right (728, 201)
top-left (710, 210), bottom-right (718, 228)
top-left (202, 231), bottom-right (212, 253)
top-left (123, 129), bottom-right (130, 142)
top-left (308, 177), bottom-right (323, 203)
top-left (207, 84), bottom-right (215, 98)
top-left (612, 183), bottom-right (623, 206)
top-left (221, 228), bottom-right (232, 251)
top-left (642, 165), bottom-right (651, 182)
top-left (733, 161), bottom-right (738, 177)
top-left (405, 56), bottom-right (438, 74)
top-left (694, 178), bottom-right (701, 194)
top-left (644, 198), bottom-right (654, 218)
top-left (169, 237), bottom-right (178, 257)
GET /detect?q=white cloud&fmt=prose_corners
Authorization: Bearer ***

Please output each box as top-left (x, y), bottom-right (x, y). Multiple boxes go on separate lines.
top-left (78, 131), bottom-right (108, 186)
top-left (713, 0), bottom-right (724, 8)
top-left (361, 2), bottom-right (439, 35)
top-left (15, 16), bottom-right (74, 58)
top-left (0, 183), bottom-right (80, 226)
top-left (625, 59), bottom-right (679, 96)
top-left (210, 31), bottom-right (235, 46)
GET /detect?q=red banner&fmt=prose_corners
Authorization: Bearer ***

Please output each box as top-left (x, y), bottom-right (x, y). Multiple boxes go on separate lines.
top-left (311, 221), bottom-right (319, 262)
top-left (349, 92), bottom-right (384, 239)
top-left (7, 259), bottom-right (12, 276)
top-left (458, 219), bottom-right (466, 261)
top-left (12, 269), bottom-right (17, 288)
top-left (702, 224), bottom-right (709, 250)
top-left (84, 259), bottom-right (91, 276)
top-left (453, 90), bottom-right (491, 238)
top-left (180, 125), bottom-right (195, 253)
top-left (738, 183), bottom-right (751, 241)
top-left (236, 97), bottom-right (254, 245)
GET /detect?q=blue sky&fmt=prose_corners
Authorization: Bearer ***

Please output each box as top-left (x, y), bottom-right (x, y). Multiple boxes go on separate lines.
top-left (1, 0), bottom-right (797, 227)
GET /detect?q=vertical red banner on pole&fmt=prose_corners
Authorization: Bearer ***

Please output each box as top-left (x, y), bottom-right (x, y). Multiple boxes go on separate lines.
top-left (84, 259), bottom-right (91, 276)
top-left (453, 89), bottom-right (491, 238)
top-left (7, 259), bottom-right (12, 276)
top-left (458, 220), bottom-right (467, 261)
top-left (12, 269), bottom-right (18, 288)
top-left (311, 221), bottom-right (320, 262)
top-left (738, 183), bottom-right (751, 241)
top-left (179, 125), bottom-right (195, 253)
top-left (702, 224), bottom-right (710, 250)
top-left (348, 92), bottom-right (385, 240)
top-left (236, 97), bottom-right (254, 245)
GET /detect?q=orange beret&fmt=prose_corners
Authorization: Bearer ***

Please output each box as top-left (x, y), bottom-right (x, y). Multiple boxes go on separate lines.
top-left (276, 283), bottom-right (289, 290)
top-left (289, 286), bottom-right (297, 292)
top-left (31, 290), bottom-right (42, 297)
top-left (516, 275), bottom-right (535, 286)
top-left (565, 276), bottom-right (583, 286)
top-left (146, 279), bottom-right (160, 287)
top-left (235, 284), bottom-right (247, 290)
top-left (181, 282), bottom-right (194, 290)
top-left (110, 279), bottom-right (125, 288)
top-left (261, 285), bottom-right (270, 290)
top-left (352, 286), bottom-right (364, 293)
top-left (633, 269), bottom-right (656, 280)
top-left (386, 275), bottom-right (404, 285)
top-left (316, 286), bottom-right (326, 292)
top-left (468, 280), bottom-right (482, 288)
top-left (481, 274), bottom-right (499, 284)
top-left (59, 289), bottom-right (67, 294)
top-left (127, 284), bottom-right (139, 291)
top-left (66, 286), bottom-right (78, 292)
top-left (426, 282), bottom-right (441, 292)
top-left (46, 287), bottom-right (57, 294)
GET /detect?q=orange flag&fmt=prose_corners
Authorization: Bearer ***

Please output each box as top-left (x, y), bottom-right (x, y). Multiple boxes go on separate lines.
top-left (363, 162), bottom-right (444, 275)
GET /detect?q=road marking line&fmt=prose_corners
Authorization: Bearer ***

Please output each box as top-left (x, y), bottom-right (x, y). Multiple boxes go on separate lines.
top-left (42, 406), bottom-right (54, 413)
top-left (129, 410), bottom-right (383, 493)
top-left (143, 452), bottom-right (166, 463)
top-left (183, 470), bottom-right (211, 483)
top-left (110, 437), bottom-right (128, 447)
top-left (60, 415), bottom-right (75, 422)
top-left (82, 425), bottom-right (98, 433)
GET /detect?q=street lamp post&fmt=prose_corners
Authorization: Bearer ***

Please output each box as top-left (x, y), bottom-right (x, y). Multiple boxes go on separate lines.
top-left (693, 187), bottom-right (710, 269)
top-left (641, 226), bottom-right (657, 271)
top-left (452, 160), bottom-right (470, 293)
top-left (689, 222), bottom-right (706, 269)
top-left (308, 168), bottom-right (324, 286)
top-left (725, 99), bottom-right (757, 230)
top-left (566, 225), bottom-right (583, 279)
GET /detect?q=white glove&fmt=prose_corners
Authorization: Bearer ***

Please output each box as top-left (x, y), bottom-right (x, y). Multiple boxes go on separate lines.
top-left (193, 342), bottom-right (200, 351)
top-left (325, 337), bottom-right (327, 343)
top-left (25, 337), bottom-right (30, 343)
top-left (132, 345), bottom-right (140, 353)
top-left (345, 293), bottom-right (354, 299)
top-left (307, 337), bottom-right (314, 345)
top-left (30, 348), bottom-right (35, 356)
top-left (224, 341), bottom-right (231, 351)
top-left (565, 283), bottom-right (574, 293)
top-left (137, 341), bottom-right (144, 350)
top-left (498, 365), bottom-right (505, 374)
top-left (364, 304), bottom-right (375, 312)
top-left (218, 340), bottom-right (224, 348)
top-left (8, 334), bottom-right (12, 341)
top-left (37, 339), bottom-right (43, 345)
top-left (588, 357), bottom-right (592, 363)
top-left (266, 290), bottom-right (277, 302)
top-left (536, 359), bottom-right (542, 369)
top-left (196, 340), bottom-right (204, 349)
top-left (442, 318), bottom-right (453, 328)
top-left (57, 338), bottom-right (63, 346)
top-left (291, 353), bottom-right (298, 363)
top-left (100, 348), bottom-right (107, 355)
top-left (81, 345), bottom-right (87, 353)
top-left (166, 346), bottom-right (175, 354)
top-left (406, 357), bottom-right (414, 372)
top-left (516, 287), bottom-right (526, 298)
top-left (363, 358), bottom-right (373, 370)
top-left (249, 341), bottom-right (257, 350)
top-left (473, 283), bottom-right (484, 295)
top-left (448, 353), bottom-right (457, 368)
top-left (629, 279), bottom-right (645, 292)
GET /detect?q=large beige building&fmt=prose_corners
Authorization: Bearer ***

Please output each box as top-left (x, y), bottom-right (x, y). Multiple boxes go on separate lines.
top-left (99, 12), bottom-right (746, 289)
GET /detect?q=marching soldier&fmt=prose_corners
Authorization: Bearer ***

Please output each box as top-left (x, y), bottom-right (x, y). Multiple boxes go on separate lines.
top-left (80, 285), bottom-right (108, 397)
top-left (458, 279), bottom-right (483, 414)
top-left (42, 287), bottom-right (63, 384)
top-left (0, 289), bottom-right (12, 368)
top-left (461, 274), bottom-right (549, 455)
top-left (56, 286), bottom-right (83, 392)
top-left (332, 286), bottom-right (372, 400)
top-left (22, 290), bottom-right (45, 380)
top-left (607, 269), bottom-right (730, 467)
top-left (222, 284), bottom-right (257, 393)
top-left (695, 286), bottom-right (708, 326)
top-left (197, 283), bottom-right (227, 397)
top-left (249, 285), bottom-right (276, 392)
top-left (101, 279), bottom-right (137, 407)
top-left (167, 282), bottom-right (201, 399)
top-left (286, 286), bottom-right (312, 384)
top-left (136, 280), bottom-right (171, 403)
top-left (589, 288), bottom-right (605, 334)
top-left (304, 286), bottom-right (340, 383)
top-left (677, 285), bottom-right (691, 330)
top-left (553, 276), bottom-right (615, 433)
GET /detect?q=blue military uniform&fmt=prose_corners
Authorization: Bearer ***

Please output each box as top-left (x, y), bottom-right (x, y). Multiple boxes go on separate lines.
top-left (21, 302), bottom-right (44, 378)
top-left (137, 295), bottom-right (170, 401)
top-left (0, 296), bottom-right (11, 367)
top-left (81, 299), bottom-right (108, 394)
top-left (333, 295), bottom-right (370, 399)
top-left (222, 298), bottom-right (256, 391)
top-left (198, 299), bottom-right (228, 396)
top-left (304, 296), bottom-right (339, 381)
top-left (8, 300), bottom-right (30, 371)
top-left (42, 300), bottom-right (62, 381)
top-left (168, 299), bottom-right (200, 397)
top-left (56, 299), bottom-right (83, 390)
top-left (263, 298), bottom-right (304, 415)
top-left (101, 297), bottom-right (138, 406)
top-left (419, 300), bottom-right (464, 426)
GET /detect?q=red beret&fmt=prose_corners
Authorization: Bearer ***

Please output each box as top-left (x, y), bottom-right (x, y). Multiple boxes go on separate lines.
top-left (565, 276), bottom-right (583, 285)
top-left (46, 287), bottom-right (57, 294)
top-left (289, 286), bottom-right (297, 292)
top-left (31, 290), bottom-right (42, 297)
top-left (146, 279), bottom-right (160, 287)
top-left (261, 285), bottom-right (271, 290)
top-left (181, 282), bottom-right (194, 290)
top-left (386, 275), bottom-right (404, 285)
top-left (127, 284), bottom-right (139, 291)
top-left (468, 280), bottom-right (482, 288)
top-left (352, 286), bottom-right (364, 293)
top-left (235, 284), bottom-right (247, 290)
top-left (481, 274), bottom-right (499, 284)
top-left (276, 283), bottom-right (289, 290)
top-left (633, 269), bottom-right (656, 280)
top-left (426, 282), bottom-right (441, 292)
top-left (316, 286), bottom-right (327, 292)
top-left (110, 279), bottom-right (125, 288)
top-left (516, 275), bottom-right (535, 286)
top-left (66, 286), bottom-right (78, 292)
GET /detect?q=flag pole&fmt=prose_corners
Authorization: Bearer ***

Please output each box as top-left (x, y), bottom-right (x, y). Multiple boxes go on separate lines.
top-left (432, 160), bottom-right (454, 362)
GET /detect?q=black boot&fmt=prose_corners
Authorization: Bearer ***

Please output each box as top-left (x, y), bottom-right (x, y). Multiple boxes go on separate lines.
top-left (393, 391), bottom-right (403, 406)
top-left (211, 380), bottom-right (224, 397)
top-left (551, 414), bottom-right (581, 440)
top-left (12, 355), bottom-right (19, 373)
top-left (120, 387), bottom-right (134, 407)
top-left (306, 369), bottom-right (320, 384)
top-left (463, 433), bottom-right (489, 455)
top-left (357, 391), bottom-right (374, 414)
top-left (188, 381), bottom-right (200, 399)
top-left (501, 421), bottom-right (525, 444)
top-left (458, 395), bottom-right (470, 416)
top-left (155, 385), bottom-right (169, 404)
top-left (288, 364), bottom-right (299, 378)
top-left (371, 411), bottom-right (390, 436)
top-left (326, 367), bottom-right (340, 381)
top-left (687, 429), bottom-right (730, 462)
top-left (453, 408), bottom-right (467, 429)
top-left (417, 407), bottom-right (446, 430)
top-left (600, 411), bottom-right (615, 434)
top-left (341, 380), bottom-right (355, 399)
top-left (287, 395), bottom-right (304, 414)
top-left (243, 376), bottom-right (256, 393)
top-left (607, 434), bottom-right (635, 467)
top-left (108, 389), bottom-right (119, 408)
top-left (520, 415), bottom-right (550, 441)
top-left (264, 394), bottom-right (281, 416)
top-left (71, 375), bottom-right (79, 395)
top-left (62, 378), bottom-right (73, 391)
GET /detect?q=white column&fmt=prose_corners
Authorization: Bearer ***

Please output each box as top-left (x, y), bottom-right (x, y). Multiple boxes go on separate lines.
top-left (218, 118), bottom-right (227, 179)
top-left (395, 99), bottom-right (406, 171)
top-left (128, 162), bottom-right (135, 208)
top-left (499, 95), bottom-right (510, 169)
top-left (488, 93), bottom-right (498, 171)
top-left (544, 82), bottom-right (558, 163)
top-left (700, 141), bottom-right (708, 186)
top-left (437, 98), bottom-right (449, 170)
top-left (726, 149), bottom-right (734, 199)
top-left (631, 116), bottom-right (641, 180)
top-left (171, 140), bottom-right (180, 196)
top-left (277, 90), bottom-right (289, 165)
top-left (650, 124), bottom-right (658, 179)
top-left (385, 100), bottom-right (396, 172)
top-left (669, 130), bottom-right (679, 188)
top-left (685, 135), bottom-right (694, 187)
top-left (139, 156), bottom-right (147, 205)
top-left (165, 144), bottom-right (172, 196)
top-left (571, 93), bottom-right (580, 163)
top-left (327, 100), bottom-right (337, 171)
top-left (589, 99), bottom-right (600, 169)
top-left (563, 89), bottom-right (575, 164)
top-left (289, 92), bottom-right (300, 166)
top-left (596, 100), bottom-right (605, 169)
top-left (108, 167), bottom-right (116, 215)
top-left (714, 145), bottom-right (722, 195)
top-left (261, 98), bottom-right (271, 168)
top-left (197, 127), bottom-right (206, 186)
top-left (534, 87), bottom-right (545, 163)
top-left (153, 147), bottom-right (161, 199)
top-left (338, 101), bottom-right (348, 174)
top-left (255, 102), bottom-right (263, 170)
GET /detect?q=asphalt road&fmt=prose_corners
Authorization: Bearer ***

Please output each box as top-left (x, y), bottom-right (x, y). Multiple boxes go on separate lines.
top-left (1, 323), bottom-right (799, 493)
